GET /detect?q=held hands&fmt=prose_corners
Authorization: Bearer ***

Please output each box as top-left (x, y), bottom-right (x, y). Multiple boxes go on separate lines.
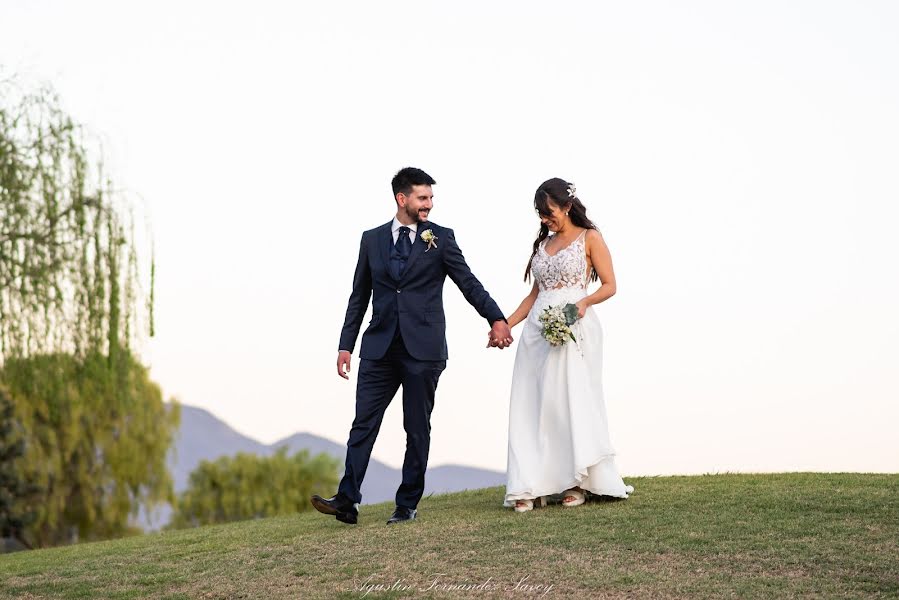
top-left (336, 351), bottom-right (352, 380)
top-left (339, 320), bottom-right (516, 376)
top-left (486, 320), bottom-right (514, 349)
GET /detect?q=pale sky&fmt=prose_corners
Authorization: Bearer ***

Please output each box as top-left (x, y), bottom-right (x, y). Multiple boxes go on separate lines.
top-left (2, 1), bottom-right (897, 475)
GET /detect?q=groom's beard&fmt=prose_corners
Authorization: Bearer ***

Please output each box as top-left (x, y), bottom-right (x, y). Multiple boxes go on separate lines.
top-left (406, 205), bottom-right (430, 223)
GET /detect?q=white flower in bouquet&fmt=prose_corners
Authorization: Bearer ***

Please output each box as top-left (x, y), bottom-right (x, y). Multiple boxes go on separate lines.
top-left (538, 303), bottom-right (580, 347)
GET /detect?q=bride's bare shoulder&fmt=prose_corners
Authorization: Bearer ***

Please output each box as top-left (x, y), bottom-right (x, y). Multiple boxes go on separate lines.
top-left (584, 228), bottom-right (608, 250)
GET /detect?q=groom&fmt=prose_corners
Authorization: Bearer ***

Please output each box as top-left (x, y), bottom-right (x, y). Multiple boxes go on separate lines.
top-left (311, 167), bottom-right (513, 525)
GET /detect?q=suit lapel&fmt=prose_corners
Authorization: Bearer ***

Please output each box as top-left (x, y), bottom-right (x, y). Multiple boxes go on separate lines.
top-left (400, 224), bottom-right (427, 283)
top-left (378, 221), bottom-right (395, 281)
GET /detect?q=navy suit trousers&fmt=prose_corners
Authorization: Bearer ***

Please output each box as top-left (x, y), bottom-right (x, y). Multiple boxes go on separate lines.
top-left (337, 329), bottom-right (446, 508)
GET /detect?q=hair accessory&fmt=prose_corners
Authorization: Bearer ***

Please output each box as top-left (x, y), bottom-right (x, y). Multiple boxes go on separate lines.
top-left (567, 183), bottom-right (577, 199)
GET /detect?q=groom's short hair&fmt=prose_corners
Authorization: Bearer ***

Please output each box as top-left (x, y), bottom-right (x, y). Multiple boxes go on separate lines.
top-left (392, 167), bottom-right (436, 200)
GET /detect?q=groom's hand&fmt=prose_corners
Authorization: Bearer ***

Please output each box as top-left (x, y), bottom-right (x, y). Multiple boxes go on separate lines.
top-left (336, 351), bottom-right (352, 379)
top-left (488, 320), bottom-right (513, 349)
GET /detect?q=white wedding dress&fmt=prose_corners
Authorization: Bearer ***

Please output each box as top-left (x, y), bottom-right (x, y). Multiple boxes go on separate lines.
top-left (504, 229), bottom-right (634, 506)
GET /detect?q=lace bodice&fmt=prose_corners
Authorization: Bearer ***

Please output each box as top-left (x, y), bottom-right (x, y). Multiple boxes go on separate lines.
top-left (531, 230), bottom-right (589, 292)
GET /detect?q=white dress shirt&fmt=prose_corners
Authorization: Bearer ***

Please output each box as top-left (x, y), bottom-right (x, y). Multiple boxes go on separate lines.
top-left (392, 218), bottom-right (418, 244)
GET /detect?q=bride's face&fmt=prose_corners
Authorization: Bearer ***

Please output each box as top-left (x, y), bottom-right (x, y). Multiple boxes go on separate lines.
top-left (539, 199), bottom-right (567, 232)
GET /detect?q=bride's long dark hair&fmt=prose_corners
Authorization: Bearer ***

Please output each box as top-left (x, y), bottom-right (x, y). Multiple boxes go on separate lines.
top-left (524, 177), bottom-right (599, 283)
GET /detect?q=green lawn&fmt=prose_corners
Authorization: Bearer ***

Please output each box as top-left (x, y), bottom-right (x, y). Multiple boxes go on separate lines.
top-left (1, 473), bottom-right (897, 599)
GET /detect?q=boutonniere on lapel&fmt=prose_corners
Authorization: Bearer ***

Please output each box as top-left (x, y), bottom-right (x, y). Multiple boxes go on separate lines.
top-left (420, 229), bottom-right (438, 252)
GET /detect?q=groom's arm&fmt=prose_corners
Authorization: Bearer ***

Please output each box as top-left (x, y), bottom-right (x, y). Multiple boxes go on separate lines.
top-left (442, 228), bottom-right (505, 325)
top-left (338, 232), bottom-right (373, 354)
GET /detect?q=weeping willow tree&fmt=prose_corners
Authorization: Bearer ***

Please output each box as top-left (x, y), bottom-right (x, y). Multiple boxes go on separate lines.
top-left (0, 384), bottom-right (36, 547)
top-left (0, 77), bottom-right (178, 548)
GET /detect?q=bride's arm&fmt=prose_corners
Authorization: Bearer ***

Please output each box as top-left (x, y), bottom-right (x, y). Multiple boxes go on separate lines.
top-left (506, 282), bottom-right (540, 329)
top-left (575, 229), bottom-right (617, 317)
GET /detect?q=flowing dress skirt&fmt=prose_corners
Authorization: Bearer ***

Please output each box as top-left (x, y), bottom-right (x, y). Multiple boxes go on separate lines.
top-left (504, 286), bottom-right (634, 506)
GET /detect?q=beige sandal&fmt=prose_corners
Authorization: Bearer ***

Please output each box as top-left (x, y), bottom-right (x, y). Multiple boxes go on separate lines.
top-left (562, 488), bottom-right (586, 507)
top-left (513, 496), bottom-right (547, 512)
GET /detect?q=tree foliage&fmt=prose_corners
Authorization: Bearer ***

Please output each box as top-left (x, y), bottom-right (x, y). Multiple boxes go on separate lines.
top-left (0, 76), bottom-right (174, 548)
top-left (1, 352), bottom-right (179, 546)
top-left (170, 448), bottom-right (339, 529)
top-left (0, 384), bottom-right (36, 545)
top-left (0, 78), bottom-right (151, 358)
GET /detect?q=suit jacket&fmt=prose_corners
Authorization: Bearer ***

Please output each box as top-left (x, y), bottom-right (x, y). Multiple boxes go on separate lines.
top-left (338, 220), bottom-right (504, 361)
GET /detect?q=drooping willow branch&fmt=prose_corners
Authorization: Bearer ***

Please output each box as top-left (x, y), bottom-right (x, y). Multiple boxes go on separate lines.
top-left (0, 80), bottom-right (154, 361)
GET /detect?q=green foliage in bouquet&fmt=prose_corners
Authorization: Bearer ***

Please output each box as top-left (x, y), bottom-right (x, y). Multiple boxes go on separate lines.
top-left (562, 303), bottom-right (580, 326)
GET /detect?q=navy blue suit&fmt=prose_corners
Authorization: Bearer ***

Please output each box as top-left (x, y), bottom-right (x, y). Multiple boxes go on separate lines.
top-left (337, 220), bottom-right (504, 508)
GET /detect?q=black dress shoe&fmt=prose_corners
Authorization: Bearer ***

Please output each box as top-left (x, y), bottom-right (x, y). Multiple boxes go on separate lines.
top-left (386, 506), bottom-right (417, 525)
top-left (310, 493), bottom-right (358, 525)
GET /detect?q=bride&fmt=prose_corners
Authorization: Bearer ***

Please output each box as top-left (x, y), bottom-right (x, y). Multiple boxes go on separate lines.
top-left (501, 178), bottom-right (634, 512)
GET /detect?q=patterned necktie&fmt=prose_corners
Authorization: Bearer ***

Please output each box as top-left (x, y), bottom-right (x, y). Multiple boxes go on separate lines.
top-left (391, 226), bottom-right (412, 280)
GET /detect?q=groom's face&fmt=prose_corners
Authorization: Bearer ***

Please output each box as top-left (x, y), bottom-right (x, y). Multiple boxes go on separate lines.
top-left (398, 184), bottom-right (434, 223)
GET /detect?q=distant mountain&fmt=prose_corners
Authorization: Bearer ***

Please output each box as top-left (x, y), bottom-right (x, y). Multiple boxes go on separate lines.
top-left (170, 404), bottom-right (272, 490)
top-left (136, 404), bottom-right (504, 530)
top-left (269, 432), bottom-right (403, 505)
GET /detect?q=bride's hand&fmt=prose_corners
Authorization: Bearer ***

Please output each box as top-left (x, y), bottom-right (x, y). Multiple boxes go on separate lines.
top-left (486, 331), bottom-right (501, 348)
top-left (575, 299), bottom-right (589, 319)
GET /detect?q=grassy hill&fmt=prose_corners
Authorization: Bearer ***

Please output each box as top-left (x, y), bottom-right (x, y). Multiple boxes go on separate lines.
top-left (1, 473), bottom-right (896, 599)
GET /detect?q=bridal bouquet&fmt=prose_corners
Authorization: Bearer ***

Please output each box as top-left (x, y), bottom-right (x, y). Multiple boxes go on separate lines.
top-left (538, 303), bottom-right (580, 347)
